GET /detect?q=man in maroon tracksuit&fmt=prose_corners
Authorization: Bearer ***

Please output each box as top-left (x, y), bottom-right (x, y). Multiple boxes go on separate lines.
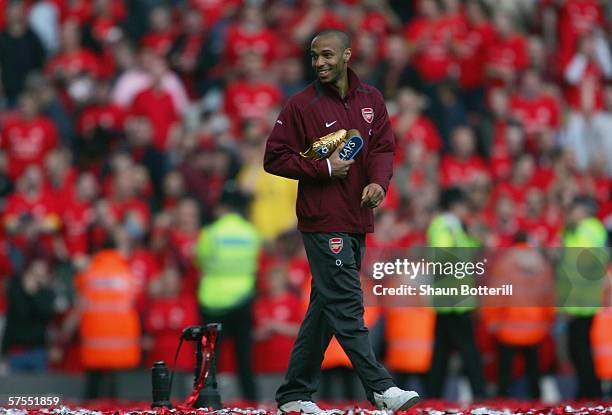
top-left (264, 29), bottom-right (419, 414)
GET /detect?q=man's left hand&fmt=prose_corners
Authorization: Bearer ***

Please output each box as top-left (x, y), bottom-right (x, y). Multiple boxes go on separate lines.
top-left (361, 183), bottom-right (385, 208)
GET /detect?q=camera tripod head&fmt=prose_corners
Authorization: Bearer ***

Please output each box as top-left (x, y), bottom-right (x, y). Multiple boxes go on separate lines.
top-left (181, 323), bottom-right (222, 342)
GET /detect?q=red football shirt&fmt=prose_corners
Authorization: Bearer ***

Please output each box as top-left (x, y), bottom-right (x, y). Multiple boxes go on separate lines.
top-left (77, 103), bottom-right (126, 136)
top-left (404, 17), bottom-right (454, 82)
top-left (519, 215), bottom-right (561, 247)
top-left (45, 49), bottom-right (102, 79)
top-left (143, 294), bottom-right (199, 371)
top-left (510, 93), bottom-right (560, 140)
top-left (360, 11), bottom-right (394, 39)
top-left (4, 190), bottom-right (60, 251)
top-left (490, 122), bottom-right (514, 181)
top-left (190, 0), bottom-right (240, 27)
top-left (107, 197), bottom-right (152, 227)
top-left (287, 257), bottom-right (310, 290)
top-left (491, 180), bottom-right (533, 209)
top-left (166, 228), bottom-right (199, 295)
top-left (558, 0), bottom-right (604, 65)
top-left (455, 22), bottom-right (495, 89)
top-left (224, 80), bottom-right (283, 134)
top-left (485, 34), bottom-right (529, 88)
top-left (391, 114), bottom-right (442, 163)
top-left (287, 8), bottom-right (346, 38)
top-left (141, 30), bottom-right (177, 57)
top-left (61, 199), bottom-right (94, 256)
top-left (1, 116), bottom-right (58, 180)
top-left (563, 61), bottom-right (605, 110)
top-left (440, 155), bottom-right (489, 188)
top-left (50, 0), bottom-right (91, 24)
top-left (131, 87), bottom-right (178, 151)
top-left (223, 24), bottom-right (278, 68)
top-left (0, 230), bottom-right (13, 282)
top-left (129, 249), bottom-right (162, 313)
top-left (253, 293), bottom-right (303, 373)
top-left (4, 191), bottom-right (59, 222)
top-left (480, 208), bottom-right (520, 248)
top-left (48, 168), bottom-right (79, 207)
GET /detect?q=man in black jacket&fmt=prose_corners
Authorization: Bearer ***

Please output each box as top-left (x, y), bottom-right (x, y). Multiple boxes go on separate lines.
top-left (0, 1), bottom-right (46, 106)
top-left (1, 258), bottom-right (54, 372)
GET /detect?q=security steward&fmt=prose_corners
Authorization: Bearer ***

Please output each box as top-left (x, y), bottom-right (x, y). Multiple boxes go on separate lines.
top-left (425, 187), bottom-right (486, 399)
top-left (196, 184), bottom-right (262, 402)
top-left (559, 195), bottom-right (608, 399)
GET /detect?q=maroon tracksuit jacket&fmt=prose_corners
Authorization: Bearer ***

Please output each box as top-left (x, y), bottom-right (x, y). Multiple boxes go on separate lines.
top-left (264, 68), bottom-right (395, 234)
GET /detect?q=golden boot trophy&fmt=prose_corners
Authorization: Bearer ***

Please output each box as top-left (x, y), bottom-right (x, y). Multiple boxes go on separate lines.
top-left (300, 129), bottom-right (348, 160)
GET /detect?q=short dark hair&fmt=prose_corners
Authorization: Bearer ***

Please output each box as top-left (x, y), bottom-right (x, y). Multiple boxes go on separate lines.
top-left (313, 29), bottom-right (351, 50)
top-left (570, 195), bottom-right (598, 216)
top-left (440, 187), bottom-right (467, 210)
top-left (219, 181), bottom-right (249, 212)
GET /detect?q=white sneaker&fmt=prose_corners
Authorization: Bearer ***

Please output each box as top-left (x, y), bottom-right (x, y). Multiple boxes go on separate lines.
top-left (277, 400), bottom-right (323, 415)
top-left (373, 386), bottom-right (420, 411)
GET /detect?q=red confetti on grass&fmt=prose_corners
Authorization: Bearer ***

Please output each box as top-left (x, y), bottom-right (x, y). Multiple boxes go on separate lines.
top-left (2, 400), bottom-right (612, 415)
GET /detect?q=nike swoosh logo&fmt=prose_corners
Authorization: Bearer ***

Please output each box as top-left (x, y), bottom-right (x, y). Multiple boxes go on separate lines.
top-left (325, 121), bottom-right (337, 127)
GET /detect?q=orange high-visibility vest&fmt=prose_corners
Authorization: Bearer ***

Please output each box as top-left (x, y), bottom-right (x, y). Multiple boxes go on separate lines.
top-left (77, 250), bottom-right (141, 369)
top-left (484, 306), bottom-right (555, 346)
top-left (482, 245), bottom-right (555, 346)
top-left (592, 307), bottom-right (612, 380)
top-left (321, 307), bottom-right (381, 369)
top-left (384, 308), bottom-right (435, 373)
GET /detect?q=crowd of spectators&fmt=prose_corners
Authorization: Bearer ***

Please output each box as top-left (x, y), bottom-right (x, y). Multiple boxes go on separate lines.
top-left (0, 0), bottom-right (612, 401)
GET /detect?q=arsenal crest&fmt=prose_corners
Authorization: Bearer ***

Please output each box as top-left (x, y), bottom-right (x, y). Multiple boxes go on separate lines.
top-left (361, 107), bottom-right (374, 124)
top-left (329, 237), bottom-right (343, 254)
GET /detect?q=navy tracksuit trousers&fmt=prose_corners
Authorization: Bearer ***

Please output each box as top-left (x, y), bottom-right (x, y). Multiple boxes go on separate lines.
top-left (276, 232), bottom-right (394, 405)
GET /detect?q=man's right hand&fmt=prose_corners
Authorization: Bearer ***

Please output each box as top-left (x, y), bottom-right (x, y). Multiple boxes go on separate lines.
top-left (329, 142), bottom-right (354, 179)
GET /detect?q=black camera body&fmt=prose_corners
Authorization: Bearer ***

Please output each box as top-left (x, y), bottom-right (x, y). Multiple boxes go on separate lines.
top-left (181, 324), bottom-right (222, 341)
top-left (182, 325), bottom-right (206, 341)
top-left (151, 324), bottom-right (223, 409)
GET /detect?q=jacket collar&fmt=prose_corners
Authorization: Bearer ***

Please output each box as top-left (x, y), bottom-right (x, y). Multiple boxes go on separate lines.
top-left (315, 67), bottom-right (362, 101)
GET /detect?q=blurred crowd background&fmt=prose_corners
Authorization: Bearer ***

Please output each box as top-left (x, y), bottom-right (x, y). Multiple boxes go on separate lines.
top-left (1, 0), bottom-right (612, 404)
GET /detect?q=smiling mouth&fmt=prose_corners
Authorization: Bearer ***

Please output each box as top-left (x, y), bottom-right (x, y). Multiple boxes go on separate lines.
top-left (318, 69), bottom-right (330, 77)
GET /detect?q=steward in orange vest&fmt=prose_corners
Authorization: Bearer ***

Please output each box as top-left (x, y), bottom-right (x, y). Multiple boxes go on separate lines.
top-left (483, 242), bottom-right (555, 399)
top-left (591, 268), bottom-right (612, 380)
top-left (591, 308), bottom-right (612, 381)
top-left (384, 307), bottom-right (435, 375)
top-left (75, 249), bottom-right (141, 398)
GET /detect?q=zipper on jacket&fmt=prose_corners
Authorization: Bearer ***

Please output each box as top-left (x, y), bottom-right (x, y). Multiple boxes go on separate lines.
top-left (343, 101), bottom-right (348, 110)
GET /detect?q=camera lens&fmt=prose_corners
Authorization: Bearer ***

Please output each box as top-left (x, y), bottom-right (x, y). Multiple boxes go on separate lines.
top-left (151, 361), bottom-right (172, 408)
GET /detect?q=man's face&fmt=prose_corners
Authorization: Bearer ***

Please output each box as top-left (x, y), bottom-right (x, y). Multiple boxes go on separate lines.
top-left (452, 201), bottom-right (469, 222)
top-left (7, 2), bottom-right (26, 25)
top-left (19, 95), bottom-right (38, 119)
top-left (311, 34), bottom-right (350, 84)
top-left (22, 166), bottom-right (42, 191)
top-left (451, 127), bottom-right (475, 158)
top-left (495, 13), bottom-right (512, 37)
top-left (568, 205), bottom-right (587, 227)
top-left (521, 71), bottom-right (540, 97)
top-left (77, 173), bottom-right (98, 201)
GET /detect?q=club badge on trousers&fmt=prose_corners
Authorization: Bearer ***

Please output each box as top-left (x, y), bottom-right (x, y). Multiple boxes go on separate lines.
top-left (329, 237), bottom-right (343, 254)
